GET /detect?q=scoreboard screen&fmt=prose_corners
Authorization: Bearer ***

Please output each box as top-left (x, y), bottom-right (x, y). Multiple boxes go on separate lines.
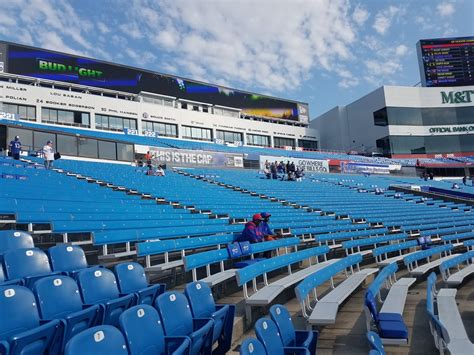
top-left (417, 36), bottom-right (474, 87)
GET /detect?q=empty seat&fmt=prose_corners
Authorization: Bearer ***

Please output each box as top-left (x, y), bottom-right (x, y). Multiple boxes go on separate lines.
top-left (65, 325), bottom-right (128, 355)
top-left (32, 275), bottom-right (101, 349)
top-left (0, 230), bottom-right (34, 254)
top-left (0, 264), bottom-right (21, 286)
top-left (270, 304), bottom-right (318, 355)
top-left (155, 291), bottom-right (214, 355)
top-left (184, 281), bottom-right (235, 353)
top-left (76, 268), bottom-right (134, 326)
top-left (48, 244), bottom-right (90, 276)
top-left (255, 318), bottom-right (310, 354)
top-left (367, 331), bottom-right (386, 355)
top-left (114, 262), bottom-right (165, 305)
top-left (240, 337), bottom-right (266, 355)
top-left (0, 285), bottom-right (63, 354)
top-left (3, 247), bottom-right (57, 287)
top-left (119, 304), bottom-right (190, 354)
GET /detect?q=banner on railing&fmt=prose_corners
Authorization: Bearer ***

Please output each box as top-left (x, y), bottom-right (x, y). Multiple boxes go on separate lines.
top-left (340, 162), bottom-right (395, 175)
top-left (259, 155), bottom-right (329, 173)
top-left (145, 146), bottom-right (244, 168)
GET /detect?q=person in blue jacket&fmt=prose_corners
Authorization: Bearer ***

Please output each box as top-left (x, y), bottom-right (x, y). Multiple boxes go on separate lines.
top-left (259, 212), bottom-right (279, 241)
top-left (9, 136), bottom-right (22, 160)
top-left (237, 214), bottom-right (264, 243)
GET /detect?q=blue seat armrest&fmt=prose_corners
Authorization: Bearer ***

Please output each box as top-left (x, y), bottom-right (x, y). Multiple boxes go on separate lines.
top-left (192, 318), bottom-right (214, 352)
top-left (283, 346), bottom-right (311, 354)
top-left (136, 284), bottom-right (166, 305)
top-left (9, 319), bottom-right (63, 355)
top-left (164, 336), bottom-right (191, 354)
top-left (62, 304), bottom-right (102, 345)
top-left (102, 294), bottom-right (135, 326)
top-left (0, 340), bottom-right (9, 355)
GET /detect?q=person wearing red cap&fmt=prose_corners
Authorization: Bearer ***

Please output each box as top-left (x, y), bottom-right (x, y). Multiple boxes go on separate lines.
top-left (237, 213), bottom-right (264, 244)
top-left (259, 212), bottom-right (279, 241)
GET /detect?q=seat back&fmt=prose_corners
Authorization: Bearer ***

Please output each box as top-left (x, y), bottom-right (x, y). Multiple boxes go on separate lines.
top-left (0, 265), bottom-right (6, 283)
top-left (155, 291), bottom-right (193, 337)
top-left (3, 248), bottom-right (52, 280)
top-left (0, 231), bottom-right (34, 254)
top-left (184, 281), bottom-right (216, 318)
top-left (33, 275), bottom-right (83, 319)
top-left (255, 318), bottom-right (284, 355)
top-left (114, 262), bottom-right (148, 294)
top-left (240, 337), bottom-right (266, 355)
top-left (0, 285), bottom-right (40, 339)
top-left (366, 331), bottom-right (385, 355)
top-left (48, 245), bottom-right (88, 273)
top-left (365, 291), bottom-right (379, 322)
top-left (227, 243), bottom-right (242, 258)
top-left (426, 272), bottom-right (437, 315)
top-left (77, 268), bottom-right (120, 304)
top-left (269, 304), bottom-right (295, 347)
top-left (64, 325), bottom-right (128, 355)
top-left (119, 305), bottom-right (166, 354)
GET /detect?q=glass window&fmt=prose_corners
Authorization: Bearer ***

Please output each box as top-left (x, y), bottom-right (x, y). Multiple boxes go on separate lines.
top-left (80, 113), bottom-right (90, 126)
top-left (182, 125), bottom-right (212, 141)
top-left (298, 139), bottom-right (318, 150)
top-left (98, 140), bottom-right (117, 160)
top-left (384, 106), bottom-right (474, 126)
top-left (373, 108), bottom-right (388, 126)
top-left (78, 137), bottom-right (98, 158)
top-left (1, 103), bottom-right (35, 121)
top-left (34, 131), bottom-right (56, 150)
top-left (274, 137), bottom-right (295, 148)
top-left (57, 134), bottom-right (78, 156)
top-left (26, 106), bottom-right (36, 120)
top-left (117, 143), bottom-right (133, 161)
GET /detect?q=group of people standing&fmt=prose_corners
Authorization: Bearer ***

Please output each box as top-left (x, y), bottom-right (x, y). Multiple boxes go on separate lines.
top-left (8, 136), bottom-right (57, 169)
top-left (263, 160), bottom-right (304, 181)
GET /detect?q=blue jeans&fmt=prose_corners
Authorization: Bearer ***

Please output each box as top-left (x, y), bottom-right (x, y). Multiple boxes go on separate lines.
top-left (44, 160), bottom-right (53, 169)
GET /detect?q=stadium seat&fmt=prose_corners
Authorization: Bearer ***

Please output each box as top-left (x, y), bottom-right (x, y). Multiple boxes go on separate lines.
top-left (255, 318), bottom-right (310, 354)
top-left (0, 285), bottom-right (63, 354)
top-left (3, 247), bottom-right (59, 287)
top-left (0, 230), bottom-right (34, 254)
top-left (64, 325), bottom-right (128, 355)
top-left (155, 291), bottom-right (214, 355)
top-left (76, 268), bottom-right (134, 326)
top-left (240, 337), bottom-right (266, 355)
top-left (114, 262), bottom-right (165, 305)
top-left (269, 304), bottom-right (318, 355)
top-left (119, 304), bottom-right (190, 354)
top-left (32, 275), bottom-right (102, 349)
top-left (184, 281), bottom-right (235, 353)
top-left (367, 331), bottom-right (386, 355)
top-left (0, 264), bottom-right (21, 286)
top-left (48, 244), bottom-right (91, 276)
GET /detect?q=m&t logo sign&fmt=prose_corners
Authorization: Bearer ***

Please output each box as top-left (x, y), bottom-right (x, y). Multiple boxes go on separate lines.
top-left (441, 90), bottom-right (474, 104)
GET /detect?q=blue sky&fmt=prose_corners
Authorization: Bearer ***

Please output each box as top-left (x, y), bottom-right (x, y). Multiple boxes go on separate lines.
top-left (0, 0), bottom-right (473, 118)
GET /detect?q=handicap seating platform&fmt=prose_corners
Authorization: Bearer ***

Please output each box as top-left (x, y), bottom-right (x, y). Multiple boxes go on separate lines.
top-left (439, 250), bottom-right (474, 286)
top-left (404, 244), bottom-right (459, 276)
top-left (295, 253), bottom-right (378, 325)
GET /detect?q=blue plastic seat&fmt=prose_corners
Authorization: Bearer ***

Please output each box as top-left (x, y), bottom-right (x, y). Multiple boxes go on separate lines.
top-left (269, 304), bottom-right (318, 355)
top-left (64, 325), bottom-right (128, 355)
top-left (0, 285), bottom-right (63, 354)
top-left (0, 264), bottom-right (21, 286)
top-left (240, 337), bottom-right (266, 355)
top-left (255, 318), bottom-right (310, 355)
top-left (76, 268), bottom-right (134, 326)
top-left (114, 262), bottom-right (165, 305)
top-left (32, 275), bottom-right (101, 349)
top-left (48, 244), bottom-right (90, 276)
top-left (3, 247), bottom-right (58, 287)
top-left (365, 292), bottom-right (408, 340)
top-left (155, 291), bottom-right (214, 355)
top-left (367, 331), bottom-right (386, 355)
top-left (0, 230), bottom-right (34, 254)
top-left (184, 281), bottom-right (235, 354)
top-left (119, 304), bottom-right (190, 354)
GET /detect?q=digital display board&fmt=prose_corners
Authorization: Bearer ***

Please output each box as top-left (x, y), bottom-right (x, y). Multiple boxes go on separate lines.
top-left (3, 43), bottom-right (307, 121)
top-left (417, 36), bottom-right (474, 87)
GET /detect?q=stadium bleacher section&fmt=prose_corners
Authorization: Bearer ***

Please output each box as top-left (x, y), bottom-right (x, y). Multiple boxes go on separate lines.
top-left (1, 155), bottom-right (473, 354)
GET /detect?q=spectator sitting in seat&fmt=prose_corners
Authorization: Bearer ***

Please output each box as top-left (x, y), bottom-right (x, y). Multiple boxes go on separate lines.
top-left (451, 182), bottom-right (460, 190)
top-left (156, 165), bottom-right (165, 177)
top-left (259, 212), bottom-right (280, 241)
top-left (295, 167), bottom-right (304, 182)
top-left (263, 166), bottom-right (271, 179)
top-left (237, 214), bottom-right (264, 244)
top-left (9, 136), bottom-right (22, 160)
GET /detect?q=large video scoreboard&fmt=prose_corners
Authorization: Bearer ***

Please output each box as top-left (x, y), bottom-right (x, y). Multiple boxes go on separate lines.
top-left (417, 36), bottom-right (474, 87)
top-left (0, 42), bottom-right (309, 123)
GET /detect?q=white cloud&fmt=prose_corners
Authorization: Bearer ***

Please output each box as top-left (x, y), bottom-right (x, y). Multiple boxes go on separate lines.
top-left (395, 44), bottom-right (408, 56)
top-left (437, 3), bottom-right (455, 17)
top-left (97, 22), bottom-right (110, 34)
top-left (353, 5), bottom-right (370, 26)
top-left (372, 5), bottom-right (403, 35)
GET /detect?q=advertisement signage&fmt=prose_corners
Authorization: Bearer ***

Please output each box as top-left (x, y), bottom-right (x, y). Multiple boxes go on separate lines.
top-left (259, 155), bottom-right (329, 173)
top-left (5, 43), bottom-right (305, 122)
top-left (149, 147), bottom-right (244, 168)
top-left (340, 162), bottom-right (401, 175)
